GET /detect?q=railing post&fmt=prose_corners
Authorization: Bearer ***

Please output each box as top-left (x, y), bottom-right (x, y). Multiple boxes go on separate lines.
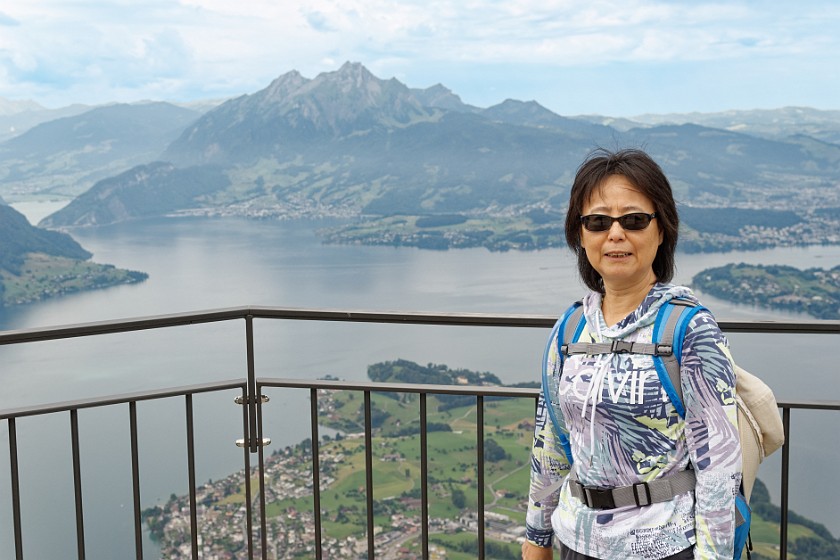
top-left (780, 407), bottom-right (791, 560)
top-left (310, 387), bottom-right (323, 560)
top-left (477, 395), bottom-right (485, 560)
top-left (246, 315), bottom-right (258, 453)
top-left (241, 385), bottom-right (255, 559)
top-left (186, 394), bottom-right (199, 560)
top-left (257, 382), bottom-right (268, 560)
top-left (364, 391), bottom-right (375, 559)
top-left (129, 402), bottom-right (143, 560)
top-left (70, 410), bottom-right (86, 560)
top-left (420, 392), bottom-right (429, 560)
top-left (8, 418), bottom-right (23, 560)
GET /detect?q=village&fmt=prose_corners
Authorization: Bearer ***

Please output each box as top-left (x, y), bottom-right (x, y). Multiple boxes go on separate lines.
top-left (142, 388), bottom-right (529, 559)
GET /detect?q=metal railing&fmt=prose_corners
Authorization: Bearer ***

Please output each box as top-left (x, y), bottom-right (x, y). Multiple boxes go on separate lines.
top-left (1, 306), bottom-right (839, 560)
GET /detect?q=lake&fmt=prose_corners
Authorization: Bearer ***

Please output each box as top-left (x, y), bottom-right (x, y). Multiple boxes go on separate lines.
top-left (1, 204), bottom-right (838, 558)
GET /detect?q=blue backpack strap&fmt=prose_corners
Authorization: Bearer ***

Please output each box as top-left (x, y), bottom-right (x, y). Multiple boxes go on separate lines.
top-left (652, 299), bottom-right (706, 419)
top-left (558, 303), bottom-right (586, 364)
top-left (542, 301), bottom-right (583, 465)
top-left (655, 299), bottom-right (752, 559)
top-left (734, 493), bottom-right (752, 559)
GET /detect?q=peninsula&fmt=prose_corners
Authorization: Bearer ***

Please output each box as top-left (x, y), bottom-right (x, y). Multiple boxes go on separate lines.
top-left (692, 263), bottom-right (840, 320)
top-left (0, 204), bottom-right (147, 306)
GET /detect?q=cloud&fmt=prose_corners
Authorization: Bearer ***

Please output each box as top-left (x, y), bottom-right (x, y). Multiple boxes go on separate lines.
top-left (0, 11), bottom-right (20, 26)
top-left (304, 10), bottom-right (334, 32)
top-left (0, 0), bottom-right (837, 113)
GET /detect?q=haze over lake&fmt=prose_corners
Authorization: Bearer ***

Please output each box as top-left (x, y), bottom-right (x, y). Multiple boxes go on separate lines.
top-left (1, 203), bottom-right (839, 558)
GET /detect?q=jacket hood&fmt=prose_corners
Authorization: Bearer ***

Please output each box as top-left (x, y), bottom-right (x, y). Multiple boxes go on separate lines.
top-left (582, 282), bottom-right (698, 340)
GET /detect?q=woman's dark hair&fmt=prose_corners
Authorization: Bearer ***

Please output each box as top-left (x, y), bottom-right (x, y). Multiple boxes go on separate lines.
top-left (565, 148), bottom-right (679, 292)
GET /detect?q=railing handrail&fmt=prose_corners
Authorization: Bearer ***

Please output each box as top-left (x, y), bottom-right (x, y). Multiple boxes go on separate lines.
top-left (0, 379), bottom-right (247, 420)
top-left (2, 305), bottom-right (840, 346)
top-left (2, 305), bottom-right (840, 560)
top-left (2, 376), bottom-right (837, 419)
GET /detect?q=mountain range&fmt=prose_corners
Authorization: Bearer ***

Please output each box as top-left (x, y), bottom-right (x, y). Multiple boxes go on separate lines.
top-left (0, 102), bottom-right (201, 198)
top-left (596, 106), bottom-right (840, 145)
top-left (2, 62), bottom-right (840, 252)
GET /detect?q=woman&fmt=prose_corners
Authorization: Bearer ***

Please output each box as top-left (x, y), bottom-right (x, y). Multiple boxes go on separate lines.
top-left (522, 148), bottom-right (741, 560)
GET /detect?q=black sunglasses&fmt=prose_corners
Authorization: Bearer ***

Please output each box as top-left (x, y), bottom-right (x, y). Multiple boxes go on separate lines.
top-left (580, 212), bottom-right (657, 232)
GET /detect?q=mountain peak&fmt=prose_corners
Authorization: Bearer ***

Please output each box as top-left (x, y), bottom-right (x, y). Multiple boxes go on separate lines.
top-left (311, 61), bottom-right (383, 94)
top-left (336, 61), bottom-right (371, 77)
top-left (165, 63), bottom-right (433, 164)
top-left (262, 69), bottom-right (310, 104)
top-left (410, 84), bottom-right (475, 112)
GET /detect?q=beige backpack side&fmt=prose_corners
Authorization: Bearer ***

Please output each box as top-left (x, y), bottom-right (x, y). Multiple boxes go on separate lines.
top-left (734, 365), bottom-right (785, 501)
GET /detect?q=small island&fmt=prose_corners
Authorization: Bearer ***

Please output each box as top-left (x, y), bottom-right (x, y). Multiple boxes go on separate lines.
top-left (692, 263), bottom-right (840, 320)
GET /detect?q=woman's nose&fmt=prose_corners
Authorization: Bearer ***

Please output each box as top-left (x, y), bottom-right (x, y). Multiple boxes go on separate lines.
top-left (607, 220), bottom-right (626, 240)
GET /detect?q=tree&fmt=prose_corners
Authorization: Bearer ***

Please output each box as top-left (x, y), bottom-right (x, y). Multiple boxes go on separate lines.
top-left (451, 488), bottom-right (466, 509)
top-left (484, 438), bottom-right (508, 462)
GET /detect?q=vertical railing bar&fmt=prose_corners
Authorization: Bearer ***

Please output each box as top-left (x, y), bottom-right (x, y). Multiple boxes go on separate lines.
top-left (420, 392), bottom-right (429, 560)
top-left (244, 315), bottom-right (257, 558)
top-left (245, 315), bottom-right (258, 453)
top-left (779, 406), bottom-right (791, 560)
top-left (8, 418), bottom-right (23, 560)
top-left (310, 387), bottom-right (323, 560)
top-left (241, 386), bottom-right (255, 560)
top-left (256, 384), bottom-right (268, 560)
top-left (364, 391), bottom-right (375, 559)
top-left (477, 395), bottom-right (485, 560)
top-left (185, 394), bottom-right (199, 560)
top-left (70, 409), bottom-right (86, 560)
top-left (129, 402), bottom-right (143, 560)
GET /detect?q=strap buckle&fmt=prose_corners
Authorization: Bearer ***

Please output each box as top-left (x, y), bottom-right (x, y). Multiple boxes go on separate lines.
top-left (655, 343), bottom-right (673, 356)
top-left (632, 481), bottom-right (653, 507)
top-left (575, 482), bottom-right (616, 509)
top-left (610, 340), bottom-right (634, 354)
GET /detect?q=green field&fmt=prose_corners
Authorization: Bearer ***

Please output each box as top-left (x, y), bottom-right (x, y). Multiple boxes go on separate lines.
top-left (150, 360), bottom-right (839, 559)
top-left (277, 381), bottom-right (838, 559)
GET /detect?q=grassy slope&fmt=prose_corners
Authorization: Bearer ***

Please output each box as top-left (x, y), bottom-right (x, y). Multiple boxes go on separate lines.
top-left (260, 388), bottom-right (831, 559)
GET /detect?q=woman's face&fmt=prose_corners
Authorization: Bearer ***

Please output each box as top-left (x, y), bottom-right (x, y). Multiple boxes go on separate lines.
top-left (580, 174), bottom-right (663, 293)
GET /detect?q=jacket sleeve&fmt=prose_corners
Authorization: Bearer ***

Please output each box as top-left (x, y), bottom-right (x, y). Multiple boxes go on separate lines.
top-left (680, 310), bottom-right (741, 560)
top-left (525, 331), bottom-right (572, 547)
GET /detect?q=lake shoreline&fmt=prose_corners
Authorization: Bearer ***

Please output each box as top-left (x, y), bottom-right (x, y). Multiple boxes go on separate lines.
top-left (1, 209), bottom-right (838, 559)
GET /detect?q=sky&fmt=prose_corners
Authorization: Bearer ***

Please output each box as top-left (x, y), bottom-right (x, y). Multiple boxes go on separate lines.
top-left (0, 0), bottom-right (838, 117)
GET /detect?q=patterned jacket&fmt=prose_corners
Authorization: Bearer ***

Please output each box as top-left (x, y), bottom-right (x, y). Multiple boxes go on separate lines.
top-left (525, 283), bottom-right (741, 560)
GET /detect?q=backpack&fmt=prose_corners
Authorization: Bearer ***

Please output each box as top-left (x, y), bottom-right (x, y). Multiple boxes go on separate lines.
top-left (541, 298), bottom-right (785, 560)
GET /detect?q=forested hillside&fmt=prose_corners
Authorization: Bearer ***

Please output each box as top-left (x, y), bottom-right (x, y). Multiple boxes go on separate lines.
top-left (0, 205), bottom-right (147, 305)
top-left (0, 204), bottom-right (91, 273)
